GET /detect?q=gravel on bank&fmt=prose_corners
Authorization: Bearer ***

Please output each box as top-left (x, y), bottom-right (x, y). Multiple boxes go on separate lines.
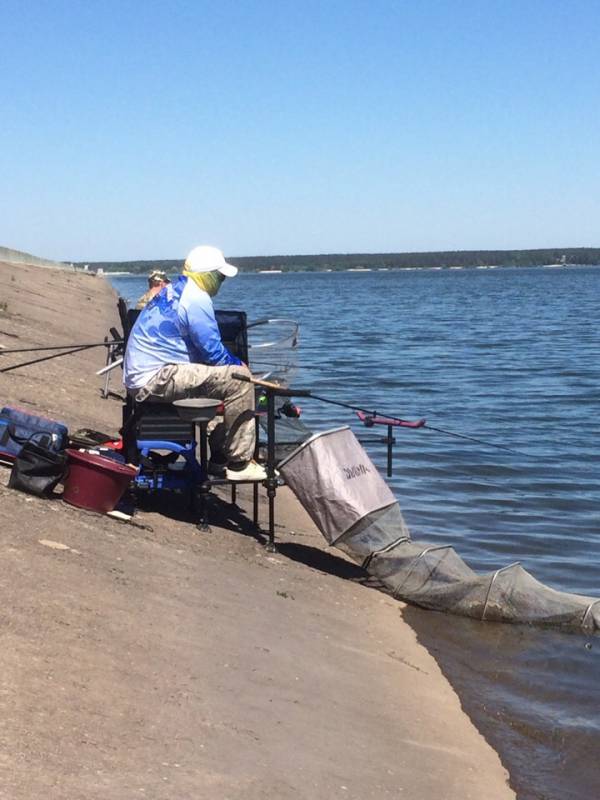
top-left (0, 260), bottom-right (515, 799)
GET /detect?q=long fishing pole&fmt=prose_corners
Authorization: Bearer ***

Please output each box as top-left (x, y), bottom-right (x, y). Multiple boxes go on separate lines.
top-left (0, 344), bottom-right (99, 374)
top-left (415, 422), bottom-right (521, 453)
top-left (234, 372), bottom-right (523, 456)
top-left (309, 392), bottom-right (523, 455)
top-left (0, 340), bottom-right (121, 354)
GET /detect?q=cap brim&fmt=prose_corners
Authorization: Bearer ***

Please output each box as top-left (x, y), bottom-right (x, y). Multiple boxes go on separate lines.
top-left (218, 262), bottom-right (238, 277)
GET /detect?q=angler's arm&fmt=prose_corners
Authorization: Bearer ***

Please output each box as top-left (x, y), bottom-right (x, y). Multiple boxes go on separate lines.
top-left (180, 290), bottom-right (242, 367)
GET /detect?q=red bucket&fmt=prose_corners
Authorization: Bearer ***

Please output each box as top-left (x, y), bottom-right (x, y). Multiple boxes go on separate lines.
top-left (63, 449), bottom-right (137, 513)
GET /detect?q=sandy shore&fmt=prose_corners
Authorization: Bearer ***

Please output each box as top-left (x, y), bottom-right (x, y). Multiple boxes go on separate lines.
top-left (0, 260), bottom-right (515, 799)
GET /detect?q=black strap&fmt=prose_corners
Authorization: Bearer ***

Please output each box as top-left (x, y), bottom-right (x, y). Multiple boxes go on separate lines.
top-left (6, 424), bottom-right (31, 446)
top-left (5, 424), bottom-right (53, 448)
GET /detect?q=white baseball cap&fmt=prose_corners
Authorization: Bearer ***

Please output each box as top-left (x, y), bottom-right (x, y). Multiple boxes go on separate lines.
top-left (184, 245), bottom-right (238, 277)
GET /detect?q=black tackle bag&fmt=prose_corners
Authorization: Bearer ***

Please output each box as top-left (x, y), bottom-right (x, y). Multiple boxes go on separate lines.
top-left (8, 440), bottom-right (68, 497)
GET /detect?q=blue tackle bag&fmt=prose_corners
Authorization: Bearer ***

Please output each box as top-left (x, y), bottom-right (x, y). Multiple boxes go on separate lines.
top-left (0, 407), bottom-right (69, 460)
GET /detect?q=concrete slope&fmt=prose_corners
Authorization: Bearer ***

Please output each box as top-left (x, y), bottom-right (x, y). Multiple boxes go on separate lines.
top-left (0, 261), bottom-right (515, 799)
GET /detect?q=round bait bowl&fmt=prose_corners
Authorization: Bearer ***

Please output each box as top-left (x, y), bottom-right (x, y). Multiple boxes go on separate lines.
top-left (173, 398), bottom-right (224, 423)
top-left (63, 450), bottom-right (138, 513)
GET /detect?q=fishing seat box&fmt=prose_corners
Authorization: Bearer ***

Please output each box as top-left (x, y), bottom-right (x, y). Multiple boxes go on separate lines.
top-left (0, 407), bottom-right (68, 463)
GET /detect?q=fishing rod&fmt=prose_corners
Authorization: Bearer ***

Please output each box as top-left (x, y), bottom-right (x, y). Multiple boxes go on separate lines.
top-left (310, 393), bottom-right (523, 455)
top-left (354, 410), bottom-right (523, 453)
top-left (233, 373), bottom-right (523, 457)
top-left (0, 318), bottom-right (296, 357)
top-left (0, 344), bottom-right (106, 374)
top-left (0, 340), bottom-right (121, 354)
top-left (413, 422), bottom-right (522, 453)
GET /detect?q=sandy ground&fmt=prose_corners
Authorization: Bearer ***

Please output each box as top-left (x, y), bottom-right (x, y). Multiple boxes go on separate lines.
top-left (0, 260), bottom-right (515, 799)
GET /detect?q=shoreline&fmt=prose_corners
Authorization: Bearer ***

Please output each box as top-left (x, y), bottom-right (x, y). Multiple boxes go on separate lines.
top-left (100, 261), bottom-right (600, 278)
top-left (0, 260), bottom-right (514, 799)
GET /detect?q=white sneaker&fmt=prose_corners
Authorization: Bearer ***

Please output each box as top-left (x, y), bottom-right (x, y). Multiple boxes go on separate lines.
top-left (226, 461), bottom-right (268, 482)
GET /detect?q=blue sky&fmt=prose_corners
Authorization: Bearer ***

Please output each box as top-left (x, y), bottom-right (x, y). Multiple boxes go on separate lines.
top-left (1, 0), bottom-right (599, 261)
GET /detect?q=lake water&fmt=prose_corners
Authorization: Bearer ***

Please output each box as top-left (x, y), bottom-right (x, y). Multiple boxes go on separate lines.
top-left (112, 267), bottom-right (600, 799)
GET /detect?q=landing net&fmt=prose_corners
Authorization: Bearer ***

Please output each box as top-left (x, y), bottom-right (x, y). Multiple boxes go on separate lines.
top-left (247, 318), bottom-right (299, 385)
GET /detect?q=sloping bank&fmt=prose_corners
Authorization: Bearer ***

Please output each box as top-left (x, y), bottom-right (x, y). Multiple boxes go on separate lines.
top-left (0, 259), bottom-right (515, 800)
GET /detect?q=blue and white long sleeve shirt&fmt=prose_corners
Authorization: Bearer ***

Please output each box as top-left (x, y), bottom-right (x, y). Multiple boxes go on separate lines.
top-left (123, 276), bottom-right (242, 390)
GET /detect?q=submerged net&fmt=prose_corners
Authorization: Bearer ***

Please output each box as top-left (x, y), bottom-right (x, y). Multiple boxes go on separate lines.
top-left (279, 427), bottom-right (600, 632)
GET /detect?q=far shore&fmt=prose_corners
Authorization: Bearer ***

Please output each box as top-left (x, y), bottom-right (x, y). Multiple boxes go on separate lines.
top-left (102, 262), bottom-right (600, 279)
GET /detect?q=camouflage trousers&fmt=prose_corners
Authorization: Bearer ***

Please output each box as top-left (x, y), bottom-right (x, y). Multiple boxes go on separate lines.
top-left (133, 363), bottom-right (255, 464)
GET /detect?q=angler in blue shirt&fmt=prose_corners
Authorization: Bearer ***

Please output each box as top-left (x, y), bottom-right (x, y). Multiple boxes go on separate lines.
top-left (124, 245), bottom-right (264, 482)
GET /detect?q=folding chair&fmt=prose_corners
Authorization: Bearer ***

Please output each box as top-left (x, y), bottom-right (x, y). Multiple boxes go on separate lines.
top-left (118, 300), bottom-right (261, 531)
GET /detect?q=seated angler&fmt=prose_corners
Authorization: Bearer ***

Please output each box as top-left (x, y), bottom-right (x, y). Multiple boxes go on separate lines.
top-left (135, 269), bottom-right (170, 309)
top-left (123, 245), bottom-right (265, 481)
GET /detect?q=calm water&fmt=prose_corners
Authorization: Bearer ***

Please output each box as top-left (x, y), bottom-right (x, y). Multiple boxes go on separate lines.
top-left (113, 267), bottom-right (600, 799)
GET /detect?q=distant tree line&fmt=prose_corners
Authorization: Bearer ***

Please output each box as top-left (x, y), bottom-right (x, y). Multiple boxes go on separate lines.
top-left (78, 247), bottom-right (600, 274)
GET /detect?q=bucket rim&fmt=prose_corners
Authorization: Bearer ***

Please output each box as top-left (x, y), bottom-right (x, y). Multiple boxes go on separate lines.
top-left (66, 448), bottom-right (138, 476)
